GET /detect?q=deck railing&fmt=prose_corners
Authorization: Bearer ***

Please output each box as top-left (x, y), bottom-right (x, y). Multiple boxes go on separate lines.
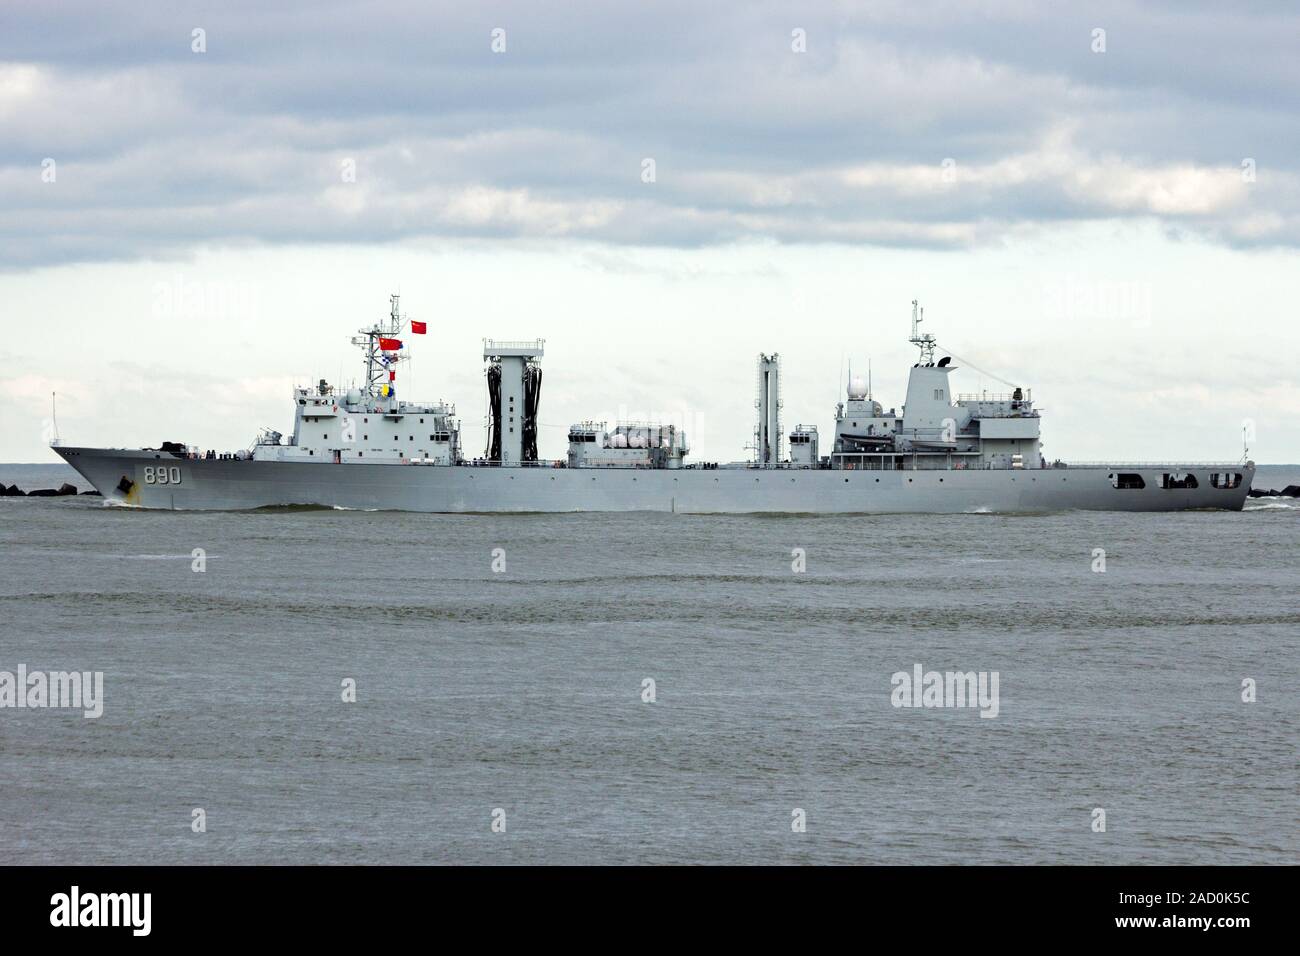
top-left (1061, 461), bottom-right (1249, 469)
top-left (953, 392), bottom-right (1032, 403)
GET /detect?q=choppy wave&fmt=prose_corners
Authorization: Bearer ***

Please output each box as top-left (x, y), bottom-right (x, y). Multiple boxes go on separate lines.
top-left (4, 477), bottom-right (1297, 866)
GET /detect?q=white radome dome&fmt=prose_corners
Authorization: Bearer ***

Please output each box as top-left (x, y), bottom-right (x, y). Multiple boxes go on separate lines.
top-left (847, 376), bottom-right (869, 400)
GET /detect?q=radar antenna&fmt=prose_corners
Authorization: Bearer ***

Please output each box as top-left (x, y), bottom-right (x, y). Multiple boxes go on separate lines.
top-left (909, 299), bottom-right (937, 364)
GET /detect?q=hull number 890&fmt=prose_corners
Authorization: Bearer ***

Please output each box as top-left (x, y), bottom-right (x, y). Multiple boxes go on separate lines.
top-left (143, 465), bottom-right (182, 485)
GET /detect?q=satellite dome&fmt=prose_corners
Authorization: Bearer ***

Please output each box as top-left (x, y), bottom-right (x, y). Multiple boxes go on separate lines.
top-left (847, 376), bottom-right (869, 400)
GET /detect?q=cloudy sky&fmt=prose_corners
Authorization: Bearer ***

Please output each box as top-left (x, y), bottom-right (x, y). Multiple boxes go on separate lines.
top-left (2, 0), bottom-right (1298, 463)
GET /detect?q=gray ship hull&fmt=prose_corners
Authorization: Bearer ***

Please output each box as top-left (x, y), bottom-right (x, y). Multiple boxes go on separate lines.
top-left (56, 447), bottom-right (1254, 513)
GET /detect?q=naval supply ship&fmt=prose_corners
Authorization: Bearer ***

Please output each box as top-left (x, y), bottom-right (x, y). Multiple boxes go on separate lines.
top-left (55, 297), bottom-right (1254, 513)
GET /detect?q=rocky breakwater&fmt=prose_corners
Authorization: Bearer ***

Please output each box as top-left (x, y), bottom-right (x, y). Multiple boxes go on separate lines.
top-left (0, 482), bottom-right (100, 497)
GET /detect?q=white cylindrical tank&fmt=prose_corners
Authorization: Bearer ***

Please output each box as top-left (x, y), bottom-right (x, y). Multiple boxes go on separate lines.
top-left (610, 433), bottom-right (628, 448)
top-left (628, 434), bottom-right (646, 448)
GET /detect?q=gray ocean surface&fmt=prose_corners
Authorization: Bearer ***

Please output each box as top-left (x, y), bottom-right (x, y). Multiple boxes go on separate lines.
top-left (1, 462), bottom-right (1297, 865)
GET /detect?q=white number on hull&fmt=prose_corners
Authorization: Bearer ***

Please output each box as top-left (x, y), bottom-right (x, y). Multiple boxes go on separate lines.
top-left (143, 465), bottom-right (183, 485)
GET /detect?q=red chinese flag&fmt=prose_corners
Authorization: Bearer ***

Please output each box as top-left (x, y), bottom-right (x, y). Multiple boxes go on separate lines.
top-left (410, 320), bottom-right (427, 334)
top-left (379, 337), bottom-right (402, 350)
top-left (389, 370), bottom-right (396, 381)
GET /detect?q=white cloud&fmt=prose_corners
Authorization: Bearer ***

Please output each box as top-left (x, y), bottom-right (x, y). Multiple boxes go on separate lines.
top-left (2, 2), bottom-right (1299, 265)
top-left (1, 1), bottom-right (1298, 464)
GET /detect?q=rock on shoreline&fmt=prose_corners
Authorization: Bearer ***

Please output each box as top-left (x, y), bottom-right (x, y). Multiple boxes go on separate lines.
top-left (1247, 484), bottom-right (1300, 498)
top-left (0, 482), bottom-right (99, 497)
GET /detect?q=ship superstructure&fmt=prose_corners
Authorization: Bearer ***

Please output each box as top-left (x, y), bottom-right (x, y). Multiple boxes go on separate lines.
top-left (54, 297), bottom-right (1254, 513)
top-left (258, 295), bottom-right (462, 466)
top-left (830, 301), bottom-right (1040, 471)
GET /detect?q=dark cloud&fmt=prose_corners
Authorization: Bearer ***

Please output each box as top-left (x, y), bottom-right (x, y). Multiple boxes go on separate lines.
top-left (2, 0), bottom-right (1298, 268)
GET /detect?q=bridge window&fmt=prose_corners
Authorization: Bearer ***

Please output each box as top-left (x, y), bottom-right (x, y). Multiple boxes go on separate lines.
top-left (1210, 472), bottom-right (1243, 489)
top-left (1160, 473), bottom-right (1199, 489)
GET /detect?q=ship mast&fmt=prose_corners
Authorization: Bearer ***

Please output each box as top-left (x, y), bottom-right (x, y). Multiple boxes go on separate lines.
top-left (50, 391), bottom-right (62, 446)
top-left (352, 294), bottom-right (408, 403)
top-left (909, 299), bottom-right (937, 364)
